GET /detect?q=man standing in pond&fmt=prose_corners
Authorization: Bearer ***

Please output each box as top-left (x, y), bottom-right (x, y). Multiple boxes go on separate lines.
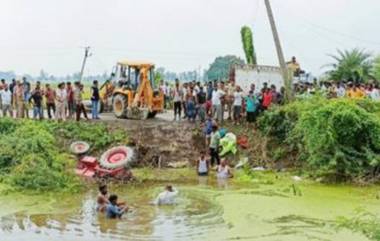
top-left (209, 124), bottom-right (221, 166)
top-left (217, 159), bottom-right (233, 179)
top-left (154, 185), bottom-right (179, 205)
top-left (106, 194), bottom-right (129, 219)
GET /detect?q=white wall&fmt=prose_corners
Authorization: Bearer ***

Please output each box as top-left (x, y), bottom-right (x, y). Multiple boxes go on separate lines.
top-left (235, 66), bottom-right (284, 94)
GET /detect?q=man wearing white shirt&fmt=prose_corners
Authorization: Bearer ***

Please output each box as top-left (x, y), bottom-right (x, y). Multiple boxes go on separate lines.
top-left (233, 86), bottom-right (243, 124)
top-left (212, 83), bottom-right (225, 123)
top-left (159, 80), bottom-right (168, 109)
top-left (172, 80), bottom-right (183, 121)
top-left (154, 185), bottom-right (178, 205)
top-left (56, 82), bottom-right (67, 121)
top-left (336, 82), bottom-right (346, 98)
top-left (370, 84), bottom-right (380, 101)
top-left (164, 82), bottom-right (171, 109)
top-left (182, 83), bottom-right (189, 118)
top-left (0, 86), bottom-right (12, 117)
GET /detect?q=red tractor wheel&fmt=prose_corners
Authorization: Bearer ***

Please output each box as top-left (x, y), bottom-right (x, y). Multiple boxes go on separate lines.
top-left (99, 146), bottom-right (135, 169)
top-left (70, 141), bottom-right (90, 155)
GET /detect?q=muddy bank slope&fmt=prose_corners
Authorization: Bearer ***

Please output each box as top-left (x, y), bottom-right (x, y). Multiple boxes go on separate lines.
top-left (104, 117), bottom-right (204, 167)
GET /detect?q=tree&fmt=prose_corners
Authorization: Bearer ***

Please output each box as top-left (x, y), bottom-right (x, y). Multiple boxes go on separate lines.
top-left (0, 71), bottom-right (16, 80)
top-left (325, 48), bottom-right (373, 83)
top-left (154, 71), bottom-right (163, 87)
top-left (372, 55), bottom-right (380, 81)
top-left (241, 26), bottom-right (257, 65)
top-left (206, 55), bottom-right (245, 81)
top-left (38, 69), bottom-right (48, 81)
top-left (178, 70), bottom-right (197, 82)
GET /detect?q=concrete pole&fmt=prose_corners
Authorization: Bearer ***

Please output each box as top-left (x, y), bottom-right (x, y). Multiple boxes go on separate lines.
top-left (79, 46), bottom-right (91, 82)
top-left (264, 0), bottom-right (293, 101)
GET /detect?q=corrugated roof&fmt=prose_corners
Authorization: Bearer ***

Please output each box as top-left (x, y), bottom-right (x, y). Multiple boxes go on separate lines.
top-left (117, 59), bottom-right (155, 67)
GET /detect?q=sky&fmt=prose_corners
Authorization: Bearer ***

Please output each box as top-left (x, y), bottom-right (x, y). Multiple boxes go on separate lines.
top-left (0, 0), bottom-right (380, 77)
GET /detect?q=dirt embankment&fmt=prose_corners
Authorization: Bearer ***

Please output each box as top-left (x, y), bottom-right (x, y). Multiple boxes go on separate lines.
top-left (104, 117), bottom-right (290, 170)
top-left (107, 118), bottom-right (204, 168)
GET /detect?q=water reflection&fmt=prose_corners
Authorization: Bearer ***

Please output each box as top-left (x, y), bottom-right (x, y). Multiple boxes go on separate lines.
top-left (197, 175), bottom-right (209, 186)
top-left (217, 178), bottom-right (229, 189)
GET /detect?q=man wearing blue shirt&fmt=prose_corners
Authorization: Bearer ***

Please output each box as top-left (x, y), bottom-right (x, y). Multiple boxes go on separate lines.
top-left (106, 194), bottom-right (128, 219)
top-left (245, 91), bottom-right (258, 123)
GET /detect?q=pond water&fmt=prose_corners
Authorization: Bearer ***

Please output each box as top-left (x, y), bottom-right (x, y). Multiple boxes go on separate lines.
top-left (1, 170), bottom-right (380, 241)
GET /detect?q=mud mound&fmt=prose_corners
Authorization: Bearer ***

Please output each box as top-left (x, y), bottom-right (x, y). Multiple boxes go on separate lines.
top-left (110, 120), bottom-right (204, 168)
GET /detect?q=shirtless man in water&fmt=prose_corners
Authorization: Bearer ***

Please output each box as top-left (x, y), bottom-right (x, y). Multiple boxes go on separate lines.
top-left (97, 184), bottom-right (126, 212)
top-left (217, 159), bottom-right (233, 179)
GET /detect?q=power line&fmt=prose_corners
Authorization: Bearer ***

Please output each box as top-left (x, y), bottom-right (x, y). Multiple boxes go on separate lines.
top-left (270, 0), bottom-right (380, 48)
top-left (302, 20), bottom-right (380, 46)
top-left (252, 0), bottom-right (261, 24)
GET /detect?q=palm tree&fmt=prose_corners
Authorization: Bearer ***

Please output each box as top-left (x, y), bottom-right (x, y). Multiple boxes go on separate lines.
top-left (324, 48), bottom-right (373, 83)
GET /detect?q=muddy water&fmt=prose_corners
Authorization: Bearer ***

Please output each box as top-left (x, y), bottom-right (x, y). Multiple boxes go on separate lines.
top-left (1, 170), bottom-right (380, 241)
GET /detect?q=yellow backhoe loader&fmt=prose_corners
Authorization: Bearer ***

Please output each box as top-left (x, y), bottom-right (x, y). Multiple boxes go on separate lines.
top-left (102, 60), bottom-right (164, 119)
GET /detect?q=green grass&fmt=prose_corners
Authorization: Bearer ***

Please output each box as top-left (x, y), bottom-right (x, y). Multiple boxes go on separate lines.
top-left (0, 118), bottom-right (127, 193)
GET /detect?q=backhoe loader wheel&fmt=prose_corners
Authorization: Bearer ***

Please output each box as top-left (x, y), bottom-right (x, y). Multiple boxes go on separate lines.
top-left (148, 111), bottom-right (157, 118)
top-left (140, 110), bottom-right (149, 120)
top-left (113, 94), bottom-right (128, 118)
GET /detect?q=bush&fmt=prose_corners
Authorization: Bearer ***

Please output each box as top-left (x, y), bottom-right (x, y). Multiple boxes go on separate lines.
top-left (0, 118), bottom-right (127, 192)
top-left (0, 118), bottom-right (18, 135)
top-left (258, 97), bottom-right (380, 181)
top-left (50, 121), bottom-right (127, 151)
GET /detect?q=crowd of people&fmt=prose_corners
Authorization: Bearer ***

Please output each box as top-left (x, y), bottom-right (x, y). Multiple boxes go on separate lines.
top-left (160, 79), bottom-right (380, 126)
top-left (0, 78), bottom-right (101, 121)
top-left (160, 78), bottom-right (380, 178)
top-left (160, 79), bottom-right (285, 125)
top-left (295, 81), bottom-right (380, 100)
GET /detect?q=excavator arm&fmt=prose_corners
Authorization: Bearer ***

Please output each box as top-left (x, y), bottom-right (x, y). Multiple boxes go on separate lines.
top-left (132, 67), bottom-right (153, 109)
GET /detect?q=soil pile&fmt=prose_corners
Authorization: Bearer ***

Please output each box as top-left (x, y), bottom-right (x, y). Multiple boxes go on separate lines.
top-left (111, 120), bottom-right (204, 168)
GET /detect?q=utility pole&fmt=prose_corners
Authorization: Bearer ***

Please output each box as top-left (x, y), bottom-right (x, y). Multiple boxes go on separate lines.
top-left (79, 46), bottom-right (91, 82)
top-left (198, 65), bottom-right (202, 82)
top-left (264, 0), bottom-right (293, 101)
